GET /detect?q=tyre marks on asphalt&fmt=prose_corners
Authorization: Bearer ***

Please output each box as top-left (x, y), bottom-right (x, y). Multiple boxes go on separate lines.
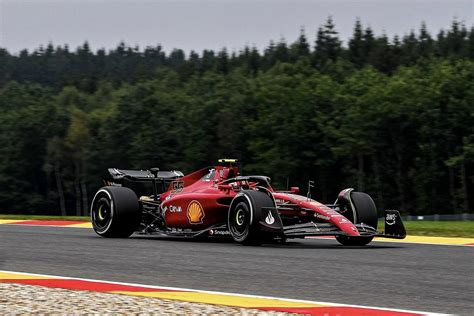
top-left (0, 271), bottom-right (444, 316)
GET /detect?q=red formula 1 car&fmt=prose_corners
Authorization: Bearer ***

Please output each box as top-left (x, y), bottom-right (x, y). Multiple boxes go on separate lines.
top-left (91, 160), bottom-right (406, 245)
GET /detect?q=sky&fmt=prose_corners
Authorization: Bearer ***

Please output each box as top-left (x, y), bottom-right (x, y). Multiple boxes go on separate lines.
top-left (0, 0), bottom-right (473, 54)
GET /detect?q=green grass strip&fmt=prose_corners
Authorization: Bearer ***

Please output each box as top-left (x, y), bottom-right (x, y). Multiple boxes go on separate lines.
top-left (379, 221), bottom-right (474, 238)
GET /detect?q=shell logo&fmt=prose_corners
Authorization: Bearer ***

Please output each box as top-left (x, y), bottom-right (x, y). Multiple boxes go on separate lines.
top-left (187, 200), bottom-right (205, 224)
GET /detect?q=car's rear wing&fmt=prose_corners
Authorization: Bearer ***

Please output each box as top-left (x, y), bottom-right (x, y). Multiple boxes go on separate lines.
top-left (104, 168), bottom-right (183, 198)
top-left (106, 168), bottom-right (183, 182)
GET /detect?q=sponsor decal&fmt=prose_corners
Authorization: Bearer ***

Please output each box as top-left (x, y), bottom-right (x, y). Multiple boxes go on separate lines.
top-left (339, 218), bottom-right (351, 224)
top-left (265, 211), bottom-right (275, 225)
top-left (170, 228), bottom-right (192, 233)
top-left (386, 213), bottom-right (397, 226)
top-left (275, 199), bottom-right (286, 204)
top-left (314, 213), bottom-right (330, 221)
top-left (169, 205), bottom-right (182, 213)
top-left (209, 229), bottom-right (231, 236)
top-left (172, 181), bottom-right (184, 193)
top-left (324, 208), bottom-right (340, 216)
top-left (187, 200), bottom-right (205, 224)
top-left (162, 205), bottom-right (182, 214)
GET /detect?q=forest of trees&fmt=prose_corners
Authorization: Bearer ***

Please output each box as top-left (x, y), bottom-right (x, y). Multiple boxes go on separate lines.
top-left (0, 18), bottom-right (473, 216)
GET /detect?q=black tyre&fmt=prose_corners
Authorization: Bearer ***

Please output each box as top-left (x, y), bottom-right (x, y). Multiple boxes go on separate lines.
top-left (336, 191), bottom-right (378, 246)
top-left (228, 190), bottom-right (275, 245)
top-left (91, 186), bottom-right (140, 238)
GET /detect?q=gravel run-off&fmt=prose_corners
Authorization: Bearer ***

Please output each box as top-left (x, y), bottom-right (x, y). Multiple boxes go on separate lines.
top-left (0, 283), bottom-right (290, 315)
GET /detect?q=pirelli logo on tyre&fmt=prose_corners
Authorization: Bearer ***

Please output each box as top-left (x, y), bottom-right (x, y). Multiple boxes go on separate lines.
top-left (187, 200), bottom-right (205, 224)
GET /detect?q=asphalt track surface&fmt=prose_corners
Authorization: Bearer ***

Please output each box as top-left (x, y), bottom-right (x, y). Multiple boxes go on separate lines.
top-left (1, 225), bottom-right (472, 315)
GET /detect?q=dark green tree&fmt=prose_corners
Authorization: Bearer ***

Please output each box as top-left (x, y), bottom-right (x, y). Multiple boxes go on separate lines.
top-left (313, 17), bottom-right (342, 67)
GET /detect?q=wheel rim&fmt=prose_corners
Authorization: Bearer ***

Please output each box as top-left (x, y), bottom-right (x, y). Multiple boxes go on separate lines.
top-left (98, 204), bottom-right (106, 220)
top-left (229, 201), bottom-right (249, 240)
top-left (92, 196), bottom-right (112, 231)
top-left (235, 209), bottom-right (245, 226)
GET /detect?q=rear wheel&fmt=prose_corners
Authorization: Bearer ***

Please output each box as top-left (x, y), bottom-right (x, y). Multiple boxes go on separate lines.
top-left (91, 186), bottom-right (140, 238)
top-left (336, 191), bottom-right (378, 246)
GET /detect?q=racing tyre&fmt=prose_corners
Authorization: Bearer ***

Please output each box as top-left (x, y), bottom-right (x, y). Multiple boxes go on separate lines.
top-left (336, 191), bottom-right (378, 246)
top-left (91, 186), bottom-right (140, 238)
top-left (228, 190), bottom-right (275, 245)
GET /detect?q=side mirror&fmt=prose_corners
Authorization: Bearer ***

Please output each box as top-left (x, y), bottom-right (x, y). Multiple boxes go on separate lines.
top-left (290, 186), bottom-right (300, 193)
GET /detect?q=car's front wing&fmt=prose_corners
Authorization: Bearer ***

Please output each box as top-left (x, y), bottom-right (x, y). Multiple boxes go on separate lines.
top-left (282, 210), bottom-right (406, 239)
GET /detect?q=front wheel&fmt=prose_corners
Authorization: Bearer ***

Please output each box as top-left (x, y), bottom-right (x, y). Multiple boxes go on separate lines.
top-left (336, 191), bottom-right (378, 246)
top-left (91, 186), bottom-right (140, 238)
top-left (228, 190), bottom-right (275, 245)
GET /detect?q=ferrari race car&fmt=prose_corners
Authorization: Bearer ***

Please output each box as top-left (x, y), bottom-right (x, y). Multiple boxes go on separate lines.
top-left (90, 160), bottom-right (406, 245)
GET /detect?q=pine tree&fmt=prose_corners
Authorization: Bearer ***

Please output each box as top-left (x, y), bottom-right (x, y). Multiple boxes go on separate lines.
top-left (290, 27), bottom-right (310, 60)
top-left (180, 50), bottom-right (200, 78)
top-left (468, 27), bottom-right (474, 59)
top-left (313, 17), bottom-right (342, 67)
top-left (168, 49), bottom-right (185, 69)
top-left (436, 30), bottom-right (448, 57)
top-left (348, 19), bottom-right (365, 67)
top-left (216, 48), bottom-right (229, 74)
top-left (248, 46), bottom-right (260, 76)
top-left (401, 30), bottom-right (418, 64)
top-left (274, 38), bottom-right (290, 63)
top-left (369, 34), bottom-right (393, 72)
top-left (189, 50), bottom-right (200, 64)
top-left (263, 40), bottom-right (277, 68)
top-left (446, 19), bottom-right (466, 55)
top-left (241, 46), bottom-right (251, 63)
top-left (363, 26), bottom-right (376, 58)
top-left (391, 35), bottom-right (402, 68)
top-left (201, 50), bottom-right (215, 73)
top-left (0, 48), bottom-right (10, 86)
top-left (418, 22), bottom-right (434, 58)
